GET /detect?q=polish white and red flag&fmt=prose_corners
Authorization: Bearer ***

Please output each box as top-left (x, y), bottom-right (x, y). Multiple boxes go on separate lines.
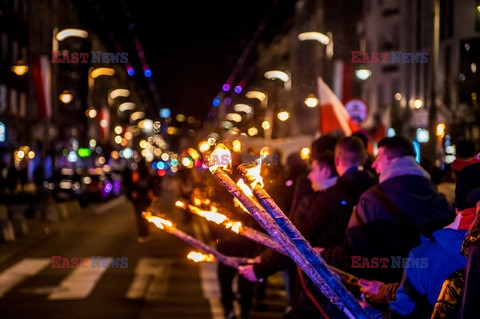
top-left (317, 77), bottom-right (359, 136)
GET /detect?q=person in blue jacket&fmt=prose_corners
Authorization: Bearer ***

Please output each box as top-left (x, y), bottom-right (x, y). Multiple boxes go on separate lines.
top-left (359, 160), bottom-right (480, 318)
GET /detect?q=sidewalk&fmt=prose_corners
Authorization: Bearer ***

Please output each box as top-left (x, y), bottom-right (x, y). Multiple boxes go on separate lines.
top-left (0, 195), bottom-right (128, 269)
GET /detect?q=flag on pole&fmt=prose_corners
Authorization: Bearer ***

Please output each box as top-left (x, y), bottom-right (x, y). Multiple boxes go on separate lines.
top-left (317, 77), bottom-right (359, 136)
top-left (32, 55), bottom-right (52, 119)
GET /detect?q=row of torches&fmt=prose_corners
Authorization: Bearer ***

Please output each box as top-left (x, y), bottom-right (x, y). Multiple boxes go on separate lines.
top-left (142, 143), bottom-right (370, 319)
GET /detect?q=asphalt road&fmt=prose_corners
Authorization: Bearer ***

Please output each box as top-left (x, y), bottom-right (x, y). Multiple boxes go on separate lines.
top-left (0, 185), bottom-right (287, 319)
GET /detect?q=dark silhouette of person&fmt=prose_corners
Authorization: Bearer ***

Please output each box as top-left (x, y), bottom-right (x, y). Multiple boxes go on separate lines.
top-left (125, 160), bottom-right (155, 242)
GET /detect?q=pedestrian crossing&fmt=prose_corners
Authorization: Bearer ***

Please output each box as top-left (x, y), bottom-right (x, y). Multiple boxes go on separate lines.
top-left (0, 257), bottom-right (178, 301)
top-left (125, 257), bottom-right (172, 300)
top-left (0, 256), bottom-right (288, 318)
top-left (48, 257), bottom-right (111, 300)
top-left (0, 258), bottom-right (51, 297)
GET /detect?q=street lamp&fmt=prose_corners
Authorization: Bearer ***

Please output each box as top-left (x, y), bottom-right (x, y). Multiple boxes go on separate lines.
top-left (264, 70), bottom-right (290, 84)
top-left (59, 90), bottom-right (73, 104)
top-left (355, 66), bottom-right (372, 80)
top-left (11, 60), bottom-right (29, 76)
top-left (263, 70), bottom-right (291, 139)
top-left (233, 104), bottom-right (252, 114)
top-left (298, 31), bottom-right (330, 45)
top-left (90, 67), bottom-right (115, 79)
top-left (298, 31), bottom-right (334, 59)
top-left (304, 94), bottom-right (319, 108)
top-left (109, 89), bottom-right (130, 100)
top-left (55, 28), bottom-right (88, 42)
top-left (277, 111), bottom-right (290, 121)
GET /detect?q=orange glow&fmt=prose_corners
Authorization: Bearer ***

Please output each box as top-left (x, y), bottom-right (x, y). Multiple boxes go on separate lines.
top-left (244, 165), bottom-right (264, 189)
top-left (236, 179), bottom-right (254, 198)
top-left (193, 197), bottom-right (202, 206)
top-left (187, 251), bottom-right (215, 263)
top-left (235, 179), bottom-right (253, 213)
top-left (142, 212), bottom-right (173, 229)
top-left (225, 221), bottom-right (242, 234)
top-left (188, 205), bottom-right (228, 224)
top-left (260, 146), bottom-right (271, 157)
top-left (175, 200), bottom-right (186, 209)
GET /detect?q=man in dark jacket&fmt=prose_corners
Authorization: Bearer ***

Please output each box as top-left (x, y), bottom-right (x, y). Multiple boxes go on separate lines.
top-left (239, 136), bottom-right (377, 318)
top-left (321, 135), bottom-right (454, 284)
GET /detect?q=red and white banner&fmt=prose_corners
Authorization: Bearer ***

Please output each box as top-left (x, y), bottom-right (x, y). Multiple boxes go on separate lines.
top-left (317, 77), bottom-right (359, 136)
top-left (32, 55), bottom-right (52, 119)
top-left (99, 106), bottom-right (110, 142)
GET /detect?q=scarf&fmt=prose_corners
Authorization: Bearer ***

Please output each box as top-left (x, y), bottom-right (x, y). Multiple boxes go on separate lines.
top-left (380, 156), bottom-right (431, 183)
top-left (445, 207), bottom-right (477, 231)
top-left (318, 176), bottom-right (338, 191)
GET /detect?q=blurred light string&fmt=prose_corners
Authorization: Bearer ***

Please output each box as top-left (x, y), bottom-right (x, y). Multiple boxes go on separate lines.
top-left (204, 1), bottom-right (278, 125)
top-left (121, 0), bottom-right (163, 111)
top-left (90, 1), bottom-right (157, 119)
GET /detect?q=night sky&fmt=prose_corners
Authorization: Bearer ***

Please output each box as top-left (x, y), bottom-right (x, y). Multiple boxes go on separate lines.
top-left (74, 0), bottom-right (296, 122)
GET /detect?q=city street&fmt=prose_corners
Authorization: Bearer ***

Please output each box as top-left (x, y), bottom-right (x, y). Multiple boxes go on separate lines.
top-left (0, 183), bottom-right (287, 319)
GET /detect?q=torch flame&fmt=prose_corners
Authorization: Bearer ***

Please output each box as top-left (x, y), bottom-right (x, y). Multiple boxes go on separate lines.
top-left (192, 196), bottom-right (211, 206)
top-left (236, 179), bottom-right (254, 197)
top-left (187, 251), bottom-right (215, 263)
top-left (208, 143), bottom-right (232, 173)
top-left (193, 197), bottom-right (202, 206)
top-left (244, 165), bottom-right (264, 189)
top-left (143, 212), bottom-right (173, 229)
top-left (188, 205), bottom-right (228, 224)
top-left (260, 146), bottom-right (271, 157)
top-left (175, 200), bottom-right (186, 209)
top-left (225, 221), bottom-right (242, 234)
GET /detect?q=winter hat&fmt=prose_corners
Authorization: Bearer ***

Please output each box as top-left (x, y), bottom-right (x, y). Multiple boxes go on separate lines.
top-left (455, 162), bottom-right (480, 211)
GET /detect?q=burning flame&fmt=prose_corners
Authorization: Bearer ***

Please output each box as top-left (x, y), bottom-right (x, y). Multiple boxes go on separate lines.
top-left (143, 212), bottom-right (173, 229)
top-left (244, 165), bottom-right (264, 189)
top-left (236, 179), bottom-right (254, 197)
top-left (193, 197), bottom-right (202, 206)
top-left (192, 196), bottom-right (212, 207)
top-left (175, 200), bottom-right (186, 209)
top-left (188, 205), bottom-right (228, 224)
top-left (225, 221), bottom-right (242, 234)
top-left (235, 179), bottom-right (254, 213)
top-left (208, 143), bottom-right (232, 173)
top-left (260, 146), bottom-right (271, 157)
top-left (187, 251), bottom-right (215, 263)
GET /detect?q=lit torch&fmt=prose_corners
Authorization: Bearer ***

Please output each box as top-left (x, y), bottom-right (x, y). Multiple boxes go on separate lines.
top-left (186, 202), bottom-right (286, 254)
top-left (143, 212), bottom-right (248, 269)
top-left (207, 144), bottom-right (368, 319)
top-left (238, 163), bottom-right (368, 319)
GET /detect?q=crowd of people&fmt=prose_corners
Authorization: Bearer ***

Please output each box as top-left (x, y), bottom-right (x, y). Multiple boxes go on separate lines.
top-left (230, 134), bottom-right (479, 319)
top-left (128, 133), bottom-right (480, 319)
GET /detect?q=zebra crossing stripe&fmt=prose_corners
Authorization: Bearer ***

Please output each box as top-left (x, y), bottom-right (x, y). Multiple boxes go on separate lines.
top-left (0, 258), bottom-right (51, 297)
top-left (48, 258), bottom-right (111, 300)
top-left (199, 262), bottom-right (223, 319)
top-left (125, 258), bottom-right (172, 300)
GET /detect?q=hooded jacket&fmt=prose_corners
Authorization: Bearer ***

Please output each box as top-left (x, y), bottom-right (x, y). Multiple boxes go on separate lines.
top-left (322, 156), bottom-right (454, 283)
top-left (389, 228), bottom-right (467, 318)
